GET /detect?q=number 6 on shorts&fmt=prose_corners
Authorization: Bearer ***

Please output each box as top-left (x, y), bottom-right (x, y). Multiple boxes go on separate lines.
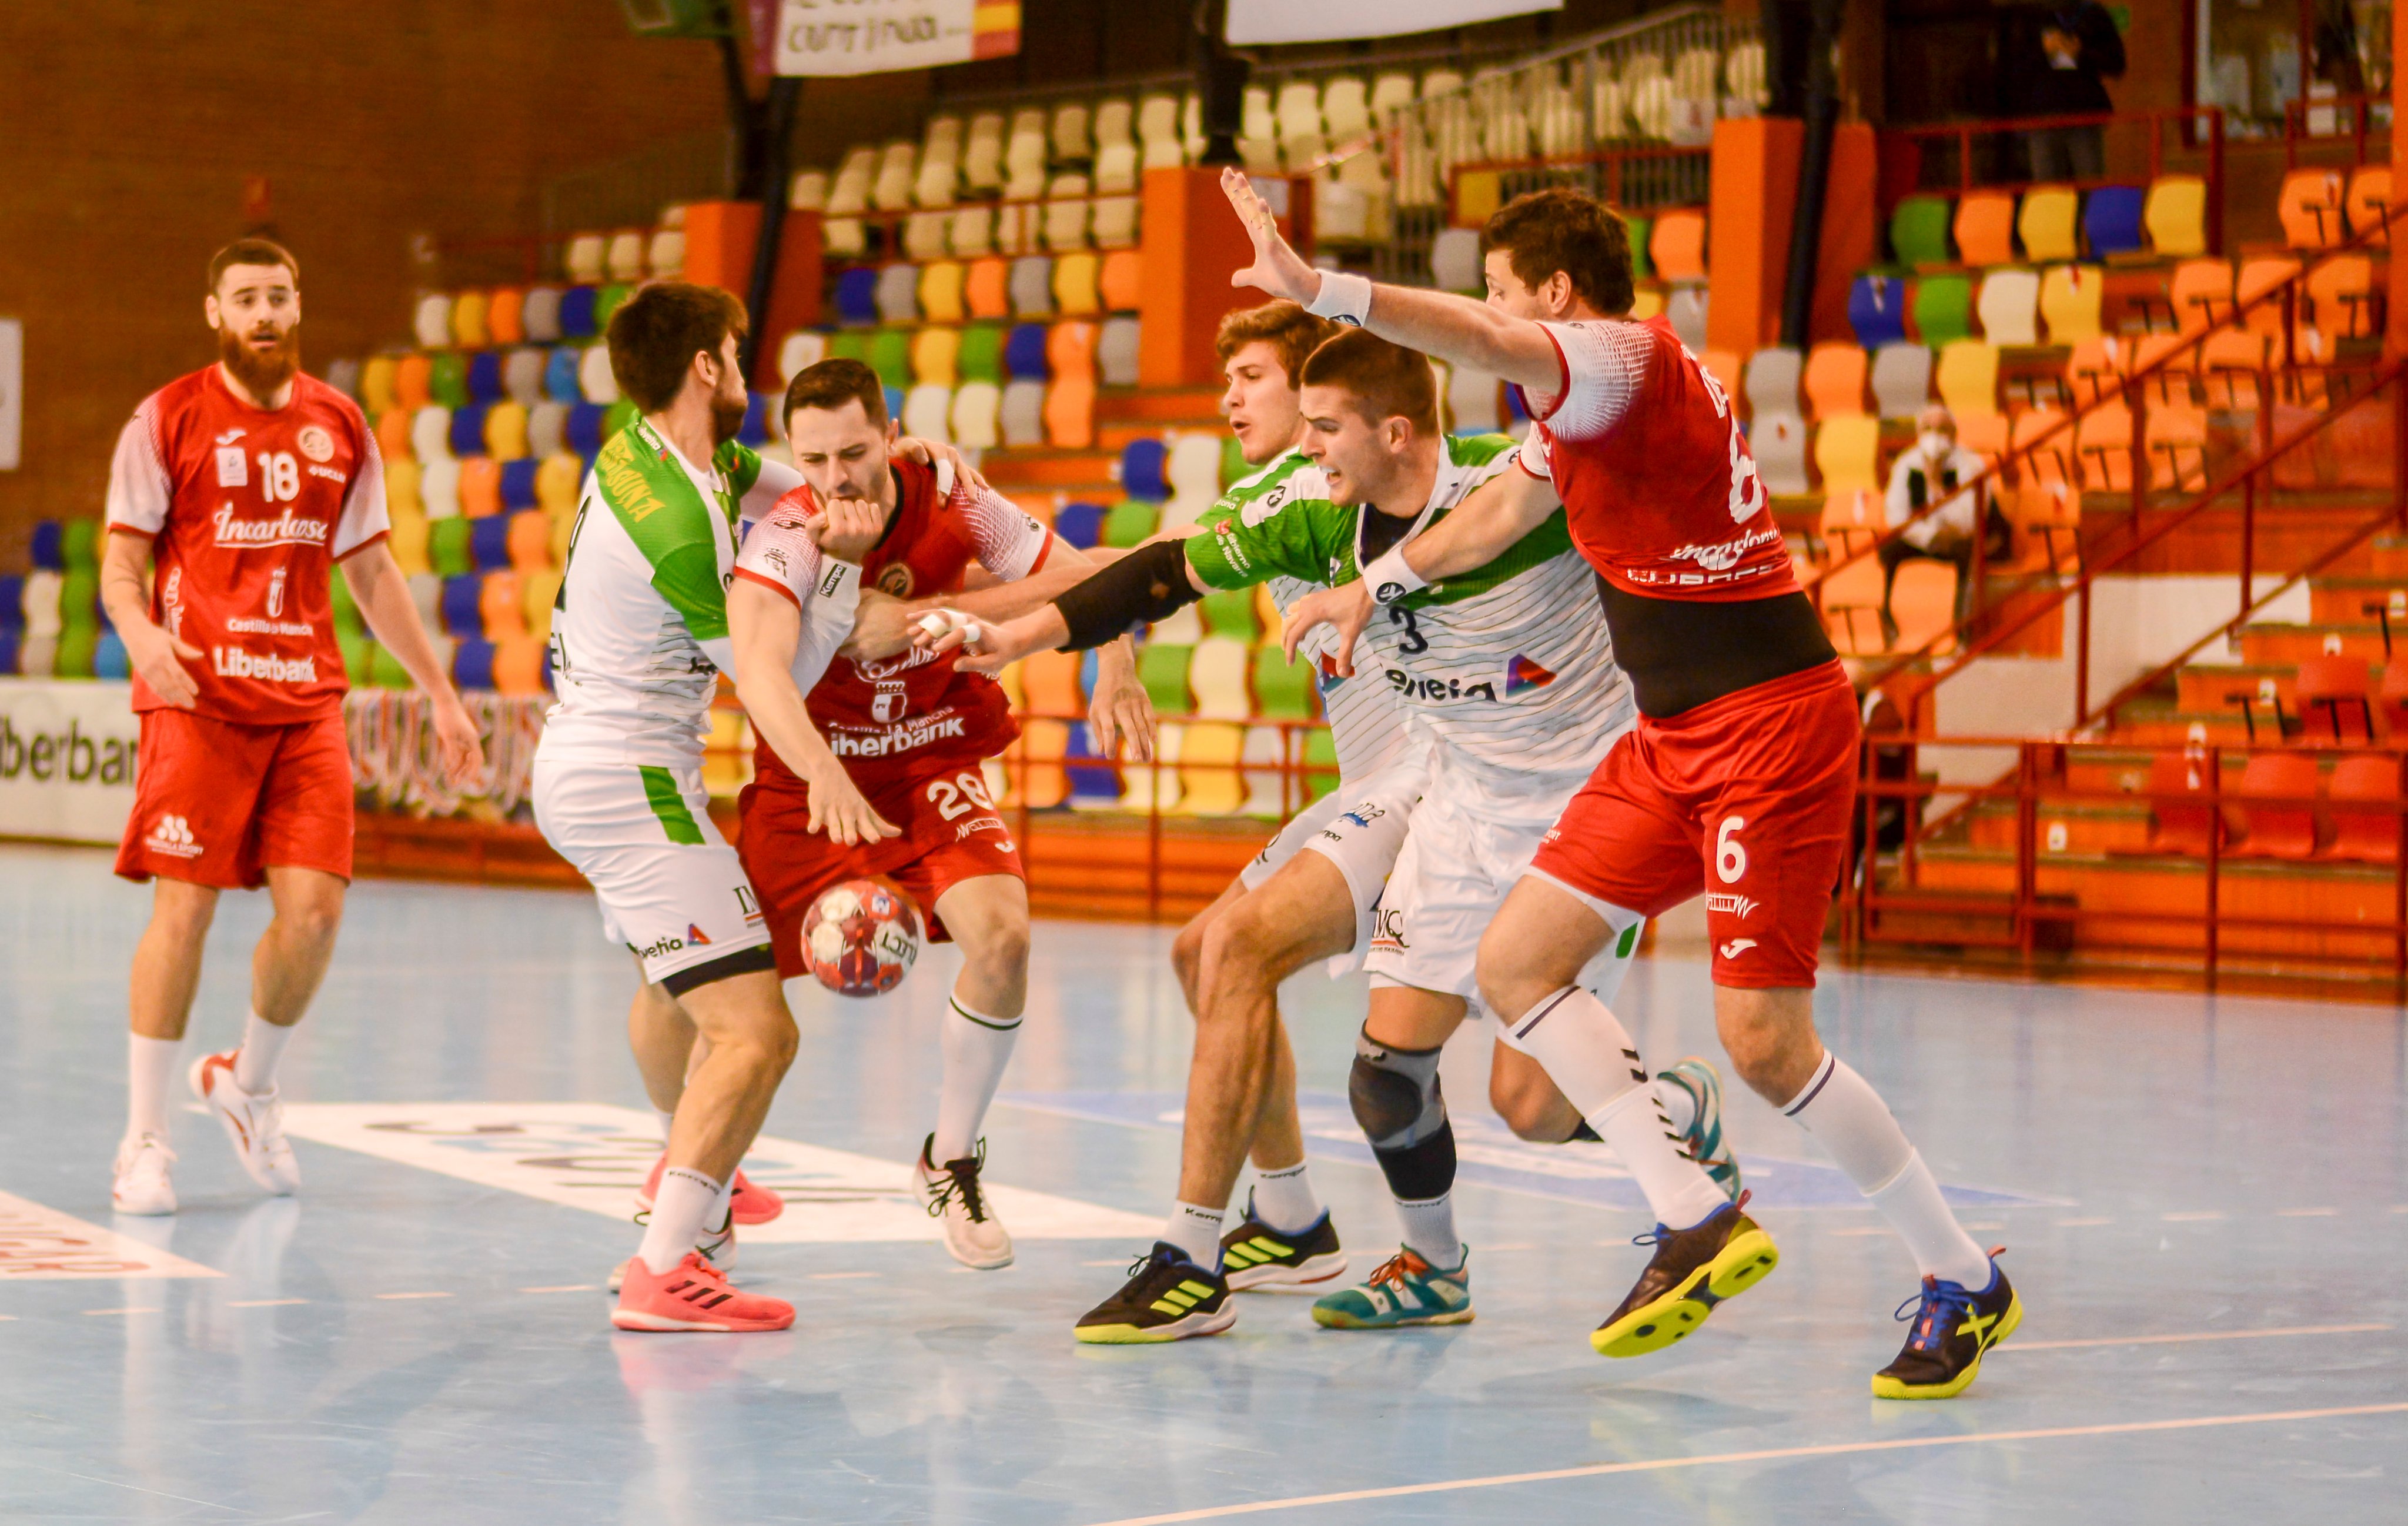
top-left (1715, 815), bottom-right (1748, 884)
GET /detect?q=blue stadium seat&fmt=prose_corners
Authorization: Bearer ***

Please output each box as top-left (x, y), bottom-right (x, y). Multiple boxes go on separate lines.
top-left (740, 393), bottom-right (771, 447)
top-left (566, 402), bottom-right (611, 458)
top-left (544, 346), bottom-right (583, 403)
top-left (28, 522), bottom-right (63, 570)
top-left (469, 516), bottom-right (512, 571)
top-left (832, 268), bottom-right (880, 327)
top-left (1064, 723), bottom-right (1122, 806)
top-left (1004, 323), bottom-right (1051, 380)
top-left (1503, 383), bottom-right (1529, 426)
top-left (466, 351), bottom-right (504, 404)
top-left (1120, 438), bottom-right (1169, 501)
top-left (439, 574), bottom-right (485, 636)
top-left (93, 630), bottom-right (129, 680)
top-left (557, 286), bottom-right (600, 339)
top-left (1848, 275), bottom-right (1909, 349)
top-left (0, 575), bottom-right (23, 626)
top-left (1052, 501), bottom-right (1106, 548)
top-left (452, 638), bottom-right (497, 691)
top-left (499, 458), bottom-right (541, 511)
top-left (882, 385), bottom-right (904, 423)
top-left (448, 403), bottom-right (491, 459)
top-left (2083, 186), bottom-right (2148, 258)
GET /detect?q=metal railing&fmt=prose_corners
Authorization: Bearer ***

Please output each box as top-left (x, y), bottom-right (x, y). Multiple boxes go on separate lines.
top-left (2284, 94), bottom-right (2394, 168)
top-left (1878, 106), bottom-right (2228, 256)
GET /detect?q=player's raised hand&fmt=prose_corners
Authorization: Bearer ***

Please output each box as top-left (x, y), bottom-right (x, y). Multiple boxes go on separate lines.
top-left (928, 608), bottom-right (1051, 676)
top-left (893, 435), bottom-right (993, 498)
top-left (840, 590), bottom-right (911, 662)
top-left (1222, 166), bottom-right (1321, 304)
top-left (810, 494), bottom-right (885, 565)
top-left (430, 690), bottom-right (487, 786)
top-left (1087, 642), bottom-right (1157, 762)
top-left (125, 622), bottom-right (206, 708)
top-left (1282, 580), bottom-right (1374, 676)
top-left (798, 754), bottom-right (899, 847)
top-left (909, 606), bottom-right (984, 656)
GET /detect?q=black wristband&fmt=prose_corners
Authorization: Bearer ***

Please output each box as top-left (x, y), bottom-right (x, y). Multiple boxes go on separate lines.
top-left (1054, 538), bottom-right (1202, 651)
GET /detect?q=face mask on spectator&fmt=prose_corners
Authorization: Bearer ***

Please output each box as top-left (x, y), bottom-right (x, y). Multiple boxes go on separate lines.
top-left (1919, 432), bottom-right (1951, 460)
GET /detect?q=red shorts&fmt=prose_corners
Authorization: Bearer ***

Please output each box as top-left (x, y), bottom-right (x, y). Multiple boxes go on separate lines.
top-left (115, 708), bottom-right (354, 890)
top-left (1529, 660), bottom-right (1857, 989)
top-left (737, 758), bottom-right (1023, 979)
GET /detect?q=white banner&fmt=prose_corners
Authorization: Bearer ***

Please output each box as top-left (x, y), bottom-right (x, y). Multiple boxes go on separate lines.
top-left (0, 678), bottom-right (139, 846)
top-left (1225, 0), bottom-right (1558, 45)
top-left (774, 0), bottom-right (1020, 77)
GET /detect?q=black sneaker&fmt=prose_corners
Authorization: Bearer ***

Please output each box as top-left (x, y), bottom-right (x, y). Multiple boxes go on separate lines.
top-left (1073, 1243), bottom-right (1236, 1344)
top-left (1591, 1196), bottom-right (1780, 1357)
top-left (1218, 1195), bottom-right (1346, 1292)
top-left (1871, 1253), bottom-right (2021, 1399)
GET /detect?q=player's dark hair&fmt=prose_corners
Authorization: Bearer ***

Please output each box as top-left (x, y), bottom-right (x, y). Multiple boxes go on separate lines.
top-left (1214, 300), bottom-right (1339, 388)
top-left (783, 358), bottom-right (889, 429)
top-left (1298, 329), bottom-right (1439, 437)
top-left (1481, 188), bottom-right (1636, 318)
top-left (208, 238), bottom-right (299, 292)
top-left (606, 281), bottom-right (748, 414)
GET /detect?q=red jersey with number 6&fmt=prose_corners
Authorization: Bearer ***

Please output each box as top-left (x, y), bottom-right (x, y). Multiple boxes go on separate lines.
top-left (738, 456), bottom-right (1053, 789)
top-left (105, 366), bottom-right (389, 725)
top-left (1517, 316), bottom-right (1795, 601)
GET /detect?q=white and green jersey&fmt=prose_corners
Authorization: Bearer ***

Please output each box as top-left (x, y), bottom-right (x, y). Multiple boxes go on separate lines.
top-left (1186, 433), bottom-right (1631, 792)
top-left (540, 418), bottom-right (801, 766)
top-left (1195, 452), bottom-right (1412, 784)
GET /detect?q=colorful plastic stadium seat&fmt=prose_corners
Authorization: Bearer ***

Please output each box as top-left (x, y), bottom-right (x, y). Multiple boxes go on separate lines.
top-left (1888, 560), bottom-right (1958, 655)
top-left (2017, 188), bottom-right (2081, 264)
top-left (1446, 365), bottom-right (1501, 434)
top-left (478, 570), bottom-right (527, 640)
top-left (521, 570), bottom-right (563, 637)
top-left (2279, 169), bottom-right (2348, 249)
top-left (2346, 165), bottom-right (2392, 246)
top-left (2082, 186), bottom-right (2146, 258)
top-left (828, 330), bottom-right (872, 366)
top-left (1176, 723), bottom-right (1248, 815)
top-left (1935, 340), bottom-right (2001, 419)
top-left (2295, 655), bottom-right (2376, 743)
top-left (1889, 194), bottom-right (1954, 269)
top-left (919, 262), bottom-right (967, 325)
top-left (831, 268), bottom-right (879, 327)
top-left (1818, 552), bottom-right (1887, 655)
top-left (1622, 214), bottom-right (1653, 281)
top-left (1812, 416), bottom-right (1882, 526)
top-left (964, 258), bottom-right (1011, 320)
top-left (1054, 252), bottom-right (1102, 316)
top-left (2143, 176), bottom-right (2209, 258)
top-left (1189, 637), bottom-right (1253, 721)
top-left (1751, 412), bottom-right (1811, 498)
top-left (955, 325), bottom-right (1004, 385)
top-left (484, 400), bottom-right (530, 462)
top-left (2236, 256), bottom-right (2302, 336)
top-left (2062, 338), bottom-right (2124, 406)
top-left (1102, 498), bottom-right (1160, 548)
top-left (376, 408), bottom-right (414, 466)
top-left (1121, 438), bottom-right (1169, 500)
top-left (501, 348), bottom-right (546, 406)
top-left (557, 285), bottom-right (600, 339)
top-left (2325, 754), bottom-right (2403, 863)
top-left (500, 462), bottom-right (542, 516)
top-left (2038, 264), bottom-right (2105, 345)
top-left (1869, 342), bottom-right (1933, 420)
top-left (1665, 286), bottom-right (1709, 352)
top-left (902, 384), bottom-right (953, 445)
top-left (1002, 322), bottom-right (1051, 381)
top-left (1848, 276), bottom-right (1909, 349)
top-left (564, 402), bottom-right (611, 459)
top-left (414, 294), bottom-right (453, 351)
top-left (360, 355), bottom-right (400, 416)
top-left (868, 330), bottom-right (912, 392)
top-left (1430, 227), bottom-right (1483, 291)
top-left (452, 291), bottom-right (491, 350)
top-left (2307, 254), bottom-right (2378, 339)
top-left (951, 382), bottom-right (1002, 449)
top-left (536, 451), bottom-right (583, 516)
top-left (1911, 274), bottom-right (1975, 345)
top-left (1802, 343), bottom-right (1868, 420)
top-left (999, 379), bottom-right (1048, 447)
top-left (1975, 268), bottom-right (2041, 346)
top-left (1100, 249), bottom-right (1145, 312)
top-left (1051, 500), bottom-right (1106, 549)
top-left (2075, 401), bottom-right (2134, 493)
top-left (2128, 332), bottom-right (2198, 407)
top-left (872, 263), bottom-right (919, 326)
top-left (1953, 191), bottom-right (2019, 268)
top-left (426, 352), bottom-right (469, 410)
top-left (386, 456), bottom-right (423, 518)
top-left (541, 346), bottom-right (581, 403)
top-left (1650, 209), bottom-right (1707, 283)
top-left (2170, 258), bottom-right (2235, 333)
top-left (448, 405), bottom-right (492, 461)
top-left (1250, 644), bottom-right (1313, 722)
top-left (487, 289), bottom-right (527, 346)
top-left (438, 573), bottom-right (485, 636)
top-left (412, 406), bottom-right (453, 464)
top-left (577, 345), bottom-right (618, 405)
top-left (2230, 751), bottom-right (2321, 859)
top-left (1098, 316), bottom-right (1141, 387)
top-left (1743, 346), bottom-right (1803, 419)
top-left (521, 286), bottom-right (564, 343)
top-left (911, 327), bottom-right (961, 388)
top-left (1009, 256), bottom-right (1055, 318)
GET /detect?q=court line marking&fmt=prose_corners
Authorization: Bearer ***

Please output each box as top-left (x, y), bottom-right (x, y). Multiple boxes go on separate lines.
top-left (1999, 1322), bottom-right (2391, 1352)
top-left (373, 1291), bottom-right (452, 1301)
top-left (808, 1271), bottom-right (880, 1280)
top-left (79, 1307), bottom-right (160, 1316)
top-left (1083, 1402), bottom-right (2408, 1526)
top-left (2055, 1217), bottom-right (2113, 1226)
top-left (225, 1298), bottom-right (307, 1308)
top-left (517, 1284), bottom-right (594, 1294)
top-left (2162, 1211), bottom-right (2227, 1221)
top-left (2276, 1207), bottom-right (2339, 1217)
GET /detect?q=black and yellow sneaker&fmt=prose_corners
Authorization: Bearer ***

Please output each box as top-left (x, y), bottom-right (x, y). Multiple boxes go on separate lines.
top-left (1871, 1254), bottom-right (2021, 1399)
top-left (1073, 1243), bottom-right (1237, 1344)
top-left (1218, 1197), bottom-right (1346, 1293)
top-left (1591, 1196), bottom-right (1780, 1357)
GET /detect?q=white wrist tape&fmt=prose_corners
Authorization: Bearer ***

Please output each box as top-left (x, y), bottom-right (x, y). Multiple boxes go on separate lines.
top-left (1360, 545), bottom-right (1427, 605)
top-left (1306, 270), bottom-right (1374, 328)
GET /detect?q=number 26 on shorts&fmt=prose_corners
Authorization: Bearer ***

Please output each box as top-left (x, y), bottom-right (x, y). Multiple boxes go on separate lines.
top-left (1715, 816), bottom-right (1747, 884)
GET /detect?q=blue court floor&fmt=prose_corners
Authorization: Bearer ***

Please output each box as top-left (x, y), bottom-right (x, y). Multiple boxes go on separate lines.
top-left (2, 841), bottom-right (2404, 1524)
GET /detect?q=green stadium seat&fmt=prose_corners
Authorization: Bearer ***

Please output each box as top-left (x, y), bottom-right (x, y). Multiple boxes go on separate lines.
top-left (1912, 274), bottom-right (1974, 345)
top-left (1101, 499), bottom-right (1159, 548)
top-left (1250, 645), bottom-right (1314, 720)
top-left (957, 325), bottom-right (1005, 384)
top-left (1198, 587), bottom-right (1259, 642)
top-left (868, 330), bottom-right (911, 392)
top-left (1137, 641), bottom-right (1193, 714)
top-left (1889, 194), bottom-right (1954, 269)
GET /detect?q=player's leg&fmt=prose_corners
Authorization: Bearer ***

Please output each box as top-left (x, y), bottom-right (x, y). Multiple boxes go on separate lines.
top-left (915, 871), bottom-right (1029, 1269)
top-left (1168, 873), bottom-right (1315, 1189)
top-left (113, 876), bottom-right (218, 1214)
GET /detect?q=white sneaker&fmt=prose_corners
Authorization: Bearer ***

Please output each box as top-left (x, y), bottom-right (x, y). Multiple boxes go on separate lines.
top-left (915, 1134), bottom-right (1013, 1270)
top-left (189, 1051), bottom-right (301, 1196)
top-left (111, 1133), bottom-right (178, 1216)
top-left (609, 1214), bottom-right (736, 1292)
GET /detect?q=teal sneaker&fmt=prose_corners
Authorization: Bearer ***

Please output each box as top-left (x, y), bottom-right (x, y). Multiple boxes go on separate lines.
top-left (1309, 1246), bottom-right (1473, 1330)
top-left (1658, 1057), bottom-right (1742, 1200)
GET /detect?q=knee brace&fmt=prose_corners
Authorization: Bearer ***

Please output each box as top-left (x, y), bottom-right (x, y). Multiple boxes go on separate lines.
top-left (1348, 1029), bottom-right (1446, 1148)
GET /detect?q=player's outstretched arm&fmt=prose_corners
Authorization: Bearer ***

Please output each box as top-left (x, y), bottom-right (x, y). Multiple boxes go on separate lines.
top-left (728, 577), bottom-right (898, 849)
top-left (98, 530), bottom-right (201, 709)
top-left (1222, 168), bottom-right (1560, 388)
top-left (1087, 635), bottom-right (1156, 762)
top-left (924, 539), bottom-right (1212, 675)
top-left (341, 543), bottom-right (486, 783)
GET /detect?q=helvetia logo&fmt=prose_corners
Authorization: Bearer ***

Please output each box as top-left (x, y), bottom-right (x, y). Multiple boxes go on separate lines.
top-left (146, 814), bottom-right (203, 859)
top-left (1504, 655), bottom-right (1556, 694)
top-left (685, 924), bottom-right (712, 946)
top-left (1316, 652), bottom-right (1345, 693)
top-left (630, 933), bottom-right (687, 960)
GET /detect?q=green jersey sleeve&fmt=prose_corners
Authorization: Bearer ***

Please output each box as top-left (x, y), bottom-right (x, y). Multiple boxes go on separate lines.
top-left (1182, 454), bottom-right (1350, 591)
top-left (598, 426), bottom-right (731, 643)
top-left (714, 440), bottom-right (804, 522)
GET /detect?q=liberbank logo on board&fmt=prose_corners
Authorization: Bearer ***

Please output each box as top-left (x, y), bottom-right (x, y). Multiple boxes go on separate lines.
top-left (0, 679), bottom-right (139, 845)
top-left (774, 0), bottom-right (1019, 76)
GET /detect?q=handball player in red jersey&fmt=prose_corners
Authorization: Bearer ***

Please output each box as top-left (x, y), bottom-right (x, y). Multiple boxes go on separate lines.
top-left (101, 239), bottom-right (482, 1217)
top-left (1250, 181), bottom-right (2021, 1400)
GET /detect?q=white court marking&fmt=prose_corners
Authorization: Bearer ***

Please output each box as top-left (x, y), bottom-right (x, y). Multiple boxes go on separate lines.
top-left (1082, 1403), bottom-right (2408, 1525)
top-left (279, 1102), bottom-right (1157, 1244)
top-left (0, 1191), bottom-right (220, 1280)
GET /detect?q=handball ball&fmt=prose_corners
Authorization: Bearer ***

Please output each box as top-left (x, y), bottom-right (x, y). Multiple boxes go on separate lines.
top-left (802, 878), bottom-right (922, 997)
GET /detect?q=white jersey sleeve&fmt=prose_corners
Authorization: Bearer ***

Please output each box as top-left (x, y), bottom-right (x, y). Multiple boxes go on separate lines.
top-left (732, 500), bottom-right (861, 688)
top-left (331, 427), bottom-right (393, 559)
top-left (738, 453), bottom-right (805, 524)
top-left (952, 480), bottom-right (1055, 582)
top-left (104, 400), bottom-right (172, 536)
top-left (1520, 320), bottom-right (1653, 443)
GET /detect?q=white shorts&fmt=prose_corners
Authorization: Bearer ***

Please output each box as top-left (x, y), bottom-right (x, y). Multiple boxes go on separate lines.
top-left (530, 754), bottom-right (771, 986)
top-left (1238, 754), bottom-right (1427, 976)
top-left (1363, 766), bottom-right (1644, 1009)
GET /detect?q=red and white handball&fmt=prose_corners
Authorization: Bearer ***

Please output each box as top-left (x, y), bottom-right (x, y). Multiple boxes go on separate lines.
top-left (801, 879), bottom-right (922, 997)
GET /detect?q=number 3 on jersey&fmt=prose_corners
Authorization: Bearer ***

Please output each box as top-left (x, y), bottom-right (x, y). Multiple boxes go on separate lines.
top-left (926, 771), bottom-right (996, 820)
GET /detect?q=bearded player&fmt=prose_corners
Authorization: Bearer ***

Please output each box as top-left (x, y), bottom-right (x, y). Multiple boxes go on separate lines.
top-left (102, 238), bottom-right (483, 1217)
top-left (730, 357), bottom-right (1151, 1271)
top-left (1256, 182), bottom-right (2020, 1397)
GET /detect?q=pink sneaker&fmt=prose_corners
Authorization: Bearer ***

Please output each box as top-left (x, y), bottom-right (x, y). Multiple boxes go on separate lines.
top-left (611, 1251), bottom-right (794, 1333)
top-left (634, 1152), bottom-right (784, 1226)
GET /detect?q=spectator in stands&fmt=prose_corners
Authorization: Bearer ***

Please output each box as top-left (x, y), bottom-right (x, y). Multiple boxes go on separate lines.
top-left (1881, 405), bottom-right (2004, 619)
top-left (2008, 2), bottom-right (2126, 181)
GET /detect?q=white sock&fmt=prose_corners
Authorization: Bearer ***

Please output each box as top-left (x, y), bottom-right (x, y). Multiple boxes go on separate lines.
top-left (1394, 1194), bottom-right (1463, 1271)
top-left (127, 1034), bottom-right (181, 1140)
top-left (1499, 986), bottom-right (1726, 1230)
top-left (232, 1013), bottom-right (293, 1096)
top-left (655, 1109), bottom-right (676, 1145)
top-left (1654, 1076), bottom-right (1698, 1137)
top-left (638, 1166), bottom-right (724, 1274)
top-left (1249, 1160), bottom-right (1322, 1233)
top-left (1784, 1053), bottom-right (1991, 1287)
top-left (1165, 1200), bottom-right (1225, 1267)
top-left (932, 995), bottom-right (1021, 1162)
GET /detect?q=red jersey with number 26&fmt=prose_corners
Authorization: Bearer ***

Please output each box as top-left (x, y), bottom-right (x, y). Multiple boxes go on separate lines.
top-left (738, 456), bottom-right (1053, 787)
top-left (1517, 316), bottom-right (1795, 602)
top-left (105, 366), bottom-right (389, 725)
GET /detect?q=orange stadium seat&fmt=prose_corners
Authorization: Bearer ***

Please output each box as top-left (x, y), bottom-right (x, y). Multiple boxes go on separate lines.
top-left (2238, 256), bottom-right (2303, 336)
top-left (2201, 328), bottom-right (2269, 409)
top-left (2170, 259), bottom-right (2235, 333)
top-left (1044, 323), bottom-right (1098, 449)
top-left (1801, 343), bottom-right (1868, 420)
top-left (2076, 401), bottom-right (2134, 494)
top-left (479, 570), bottom-right (526, 640)
top-left (492, 636), bottom-right (547, 695)
top-left (377, 408), bottom-right (414, 465)
top-left (506, 509), bottom-right (551, 573)
top-left (2346, 164), bottom-right (2392, 245)
top-left (2143, 750), bottom-right (2222, 854)
top-left (487, 288), bottom-right (527, 346)
top-left (1099, 249), bottom-right (1145, 312)
top-left (2326, 753), bottom-right (2403, 863)
top-left (2296, 654), bottom-right (2376, 743)
top-left (394, 353), bottom-right (434, 411)
top-left (964, 258), bottom-right (1011, 321)
top-left (1953, 191), bottom-right (2018, 268)
top-left (2231, 751), bottom-right (2321, 859)
top-left (2307, 254), bottom-right (2377, 339)
top-left (2278, 169), bottom-right (2347, 249)
top-left (458, 457), bottom-right (503, 519)
top-left (1889, 560), bottom-right (1958, 655)
top-left (1650, 209), bottom-right (1707, 283)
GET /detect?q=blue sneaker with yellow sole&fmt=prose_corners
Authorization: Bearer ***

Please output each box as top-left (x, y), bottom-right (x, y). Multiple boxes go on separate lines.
top-left (1871, 1253), bottom-right (2021, 1399)
top-left (1310, 1246), bottom-right (1473, 1330)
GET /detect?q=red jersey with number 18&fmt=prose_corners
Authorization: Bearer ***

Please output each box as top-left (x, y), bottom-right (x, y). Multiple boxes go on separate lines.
top-left (105, 366), bottom-right (390, 726)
